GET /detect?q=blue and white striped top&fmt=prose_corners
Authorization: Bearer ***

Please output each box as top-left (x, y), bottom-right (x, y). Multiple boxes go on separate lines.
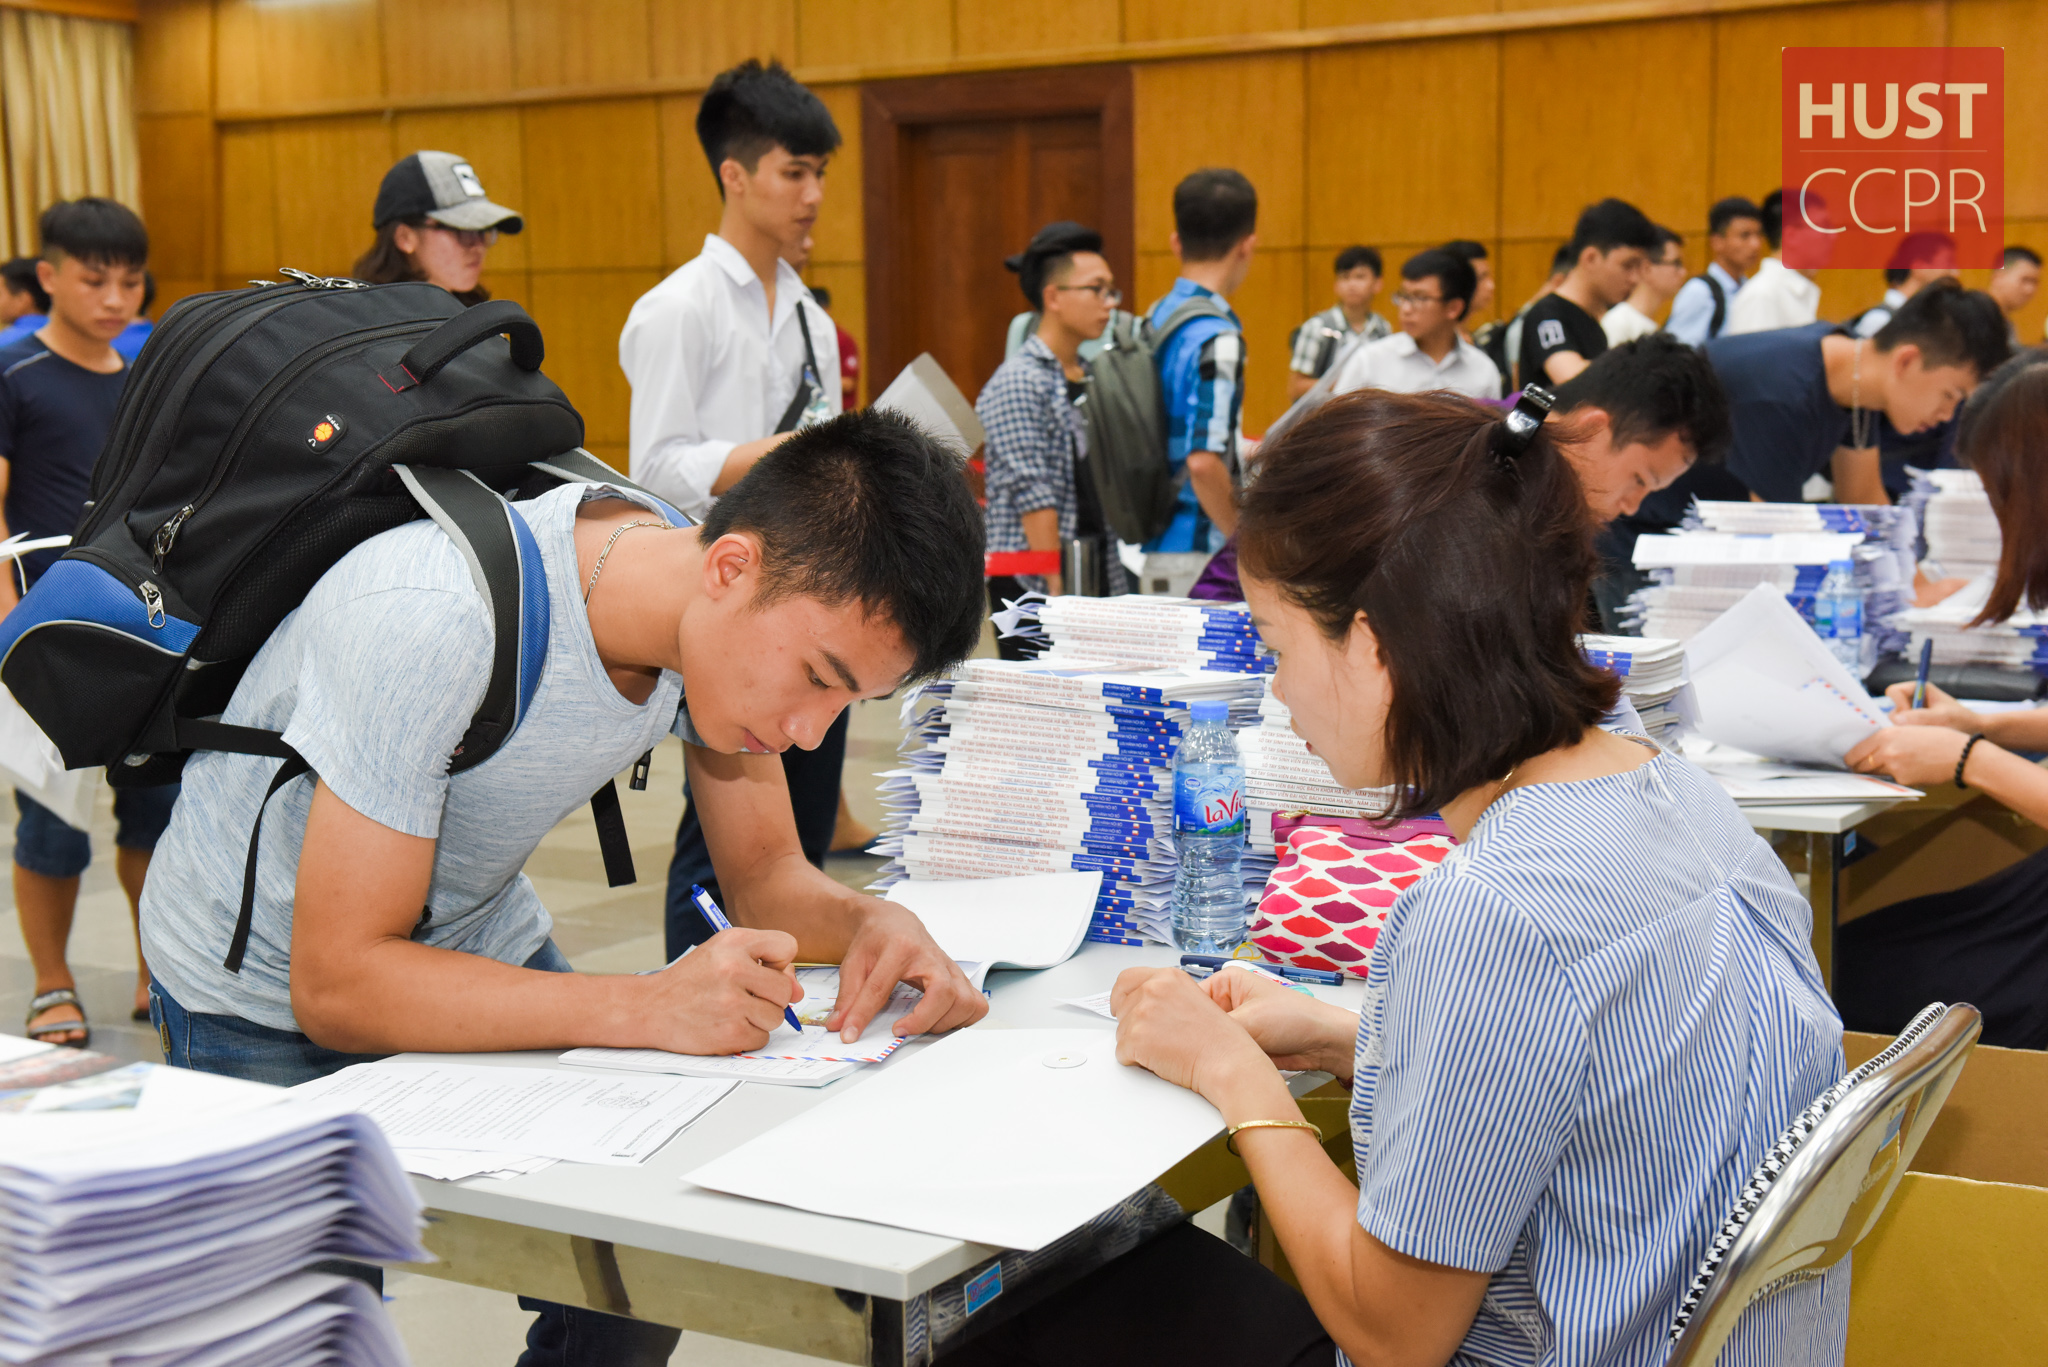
top-left (1343, 749), bottom-right (1849, 1367)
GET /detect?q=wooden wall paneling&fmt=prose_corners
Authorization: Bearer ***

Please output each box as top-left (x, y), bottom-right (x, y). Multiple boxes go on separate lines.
top-left (510, 0), bottom-right (651, 90)
top-left (1493, 236), bottom-right (1564, 337)
top-left (133, 0), bottom-right (212, 115)
top-left (136, 113), bottom-right (213, 281)
top-left (519, 99), bottom-right (664, 270)
top-left (1306, 37), bottom-right (1499, 249)
top-left (1306, 0), bottom-right (1498, 24)
top-left (795, 0), bottom-right (953, 72)
top-left (392, 108), bottom-right (531, 272)
top-left (4, 0), bottom-right (139, 20)
top-left (657, 96), bottom-right (726, 269)
top-left (953, 0), bottom-right (1121, 60)
top-left (526, 268), bottom-right (663, 451)
top-left (1134, 53), bottom-right (1306, 252)
top-left (1813, 269), bottom-right (1890, 324)
top-left (213, 0), bottom-right (385, 116)
top-left (649, 0), bottom-right (798, 84)
top-left (1950, 0), bottom-right (2048, 219)
top-left (267, 117), bottom-right (396, 278)
top-left (801, 260), bottom-right (866, 403)
top-left (810, 84), bottom-right (865, 267)
top-left (381, 0), bottom-right (515, 101)
top-left (216, 123), bottom-right (278, 280)
top-left (1122, 0), bottom-right (1301, 44)
top-left (1499, 17), bottom-right (1713, 242)
top-left (478, 269), bottom-right (533, 310)
top-left (1710, 1), bottom-right (1948, 206)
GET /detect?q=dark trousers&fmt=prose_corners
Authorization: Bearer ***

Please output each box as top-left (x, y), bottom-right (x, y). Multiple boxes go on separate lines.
top-left (664, 708), bottom-right (850, 959)
top-left (940, 1223), bottom-right (1334, 1367)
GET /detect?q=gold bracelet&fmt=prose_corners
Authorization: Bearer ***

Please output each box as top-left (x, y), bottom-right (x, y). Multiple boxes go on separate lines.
top-left (1225, 1118), bottom-right (1323, 1156)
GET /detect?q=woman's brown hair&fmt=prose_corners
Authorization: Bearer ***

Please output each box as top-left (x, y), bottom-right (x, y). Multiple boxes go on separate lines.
top-left (349, 217), bottom-right (490, 307)
top-left (1238, 389), bottom-right (1620, 820)
top-left (1956, 348), bottom-right (2048, 625)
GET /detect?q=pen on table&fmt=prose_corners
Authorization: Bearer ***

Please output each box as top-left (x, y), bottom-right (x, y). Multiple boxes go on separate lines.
top-left (1179, 953), bottom-right (1344, 986)
top-left (690, 883), bottom-right (803, 1032)
top-left (1910, 637), bottom-right (1934, 711)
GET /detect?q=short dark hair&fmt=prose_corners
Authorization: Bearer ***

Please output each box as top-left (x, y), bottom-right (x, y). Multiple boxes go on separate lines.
top-left (1761, 189), bottom-right (1785, 250)
top-left (1567, 198), bottom-right (1660, 261)
top-left (38, 198), bottom-right (147, 270)
top-left (1652, 225), bottom-right (1685, 257)
top-left (1955, 347), bottom-right (2048, 624)
top-left (1553, 333), bottom-right (1731, 465)
top-left (699, 408), bottom-right (985, 683)
top-left (0, 257), bottom-right (49, 312)
top-left (2004, 245), bottom-right (2043, 269)
top-left (1173, 168), bottom-right (1257, 262)
top-left (1334, 245), bottom-right (1381, 276)
top-left (808, 284), bottom-right (832, 311)
top-left (1440, 239), bottom-right (1488, 265)
top-left (1708, 197), bottom-right (1762, 237)
top-left (1873, 279), bottom-right (2010, 377)
top-left (696, 60), bottom-right (841, 194)
top-left (1004, 220), bottom-right (1104, 310)
top-left (1550, 240), bottom-right (1576, 276)
top-left (1400, 248), bottom-right (1476, 318)
top-left (1238, 390), bottom-right (1618, 820)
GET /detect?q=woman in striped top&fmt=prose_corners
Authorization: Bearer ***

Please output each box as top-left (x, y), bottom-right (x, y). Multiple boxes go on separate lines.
top-left (946, 391), bottom-right (1847, 1367)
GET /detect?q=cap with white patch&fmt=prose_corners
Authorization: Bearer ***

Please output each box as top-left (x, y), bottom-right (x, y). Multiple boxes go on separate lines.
top-left (372, 150), bottom-right (523, 235)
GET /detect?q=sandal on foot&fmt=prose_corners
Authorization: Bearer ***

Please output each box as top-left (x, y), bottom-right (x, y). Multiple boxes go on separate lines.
top-left (25, 988), bottom-right (90, 1048)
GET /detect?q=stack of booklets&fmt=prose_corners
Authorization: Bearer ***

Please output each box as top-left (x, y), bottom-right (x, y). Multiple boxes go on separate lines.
top-left (1625, 500), bottom-right (1917, 664)
top-left (992, 594), bottom-right (1267, 675)
top-left (1579, 634), bottom-right (1690, 749)
top-left (1889, 574), bottom-right (2048, 672)
top-left (872, 659), bottom-right (1263, 944)
top-left (1905, 467), bottom-right (2001, 581)
top-left (0, 1037), bottom-right (422, 1365)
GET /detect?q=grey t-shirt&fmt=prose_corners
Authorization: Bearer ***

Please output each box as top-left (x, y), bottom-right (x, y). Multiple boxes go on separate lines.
top-left (143, 483), bottom-right (696, 1032)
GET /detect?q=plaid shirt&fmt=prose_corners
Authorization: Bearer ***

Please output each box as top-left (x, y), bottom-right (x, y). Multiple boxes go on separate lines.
top-left (978, 336), bottom-right (1083, 592)
top-left (1288, 303), bottom-right (1390, 378)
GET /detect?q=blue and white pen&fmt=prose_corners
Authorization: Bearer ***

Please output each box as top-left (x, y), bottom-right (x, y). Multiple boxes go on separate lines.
top-left (1180, 953), bottom-right (1344, 986)
top-left (690, 883), bottom-right (803, 1032)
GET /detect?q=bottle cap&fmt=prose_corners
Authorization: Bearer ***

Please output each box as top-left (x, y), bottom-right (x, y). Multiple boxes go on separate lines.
top-left (1189, 699), bottom-right (1229, 723)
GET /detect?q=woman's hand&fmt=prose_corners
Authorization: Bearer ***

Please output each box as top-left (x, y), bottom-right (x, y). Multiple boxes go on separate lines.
top-left (1846, 723), bottom-right (1972, 788)
top-left (1881, 681), bottom-right (1984, 735)
top-left (1204, 967), bottom-right (1360, 1079)
top-left (1113, 966), bottom-right (1275, 1099)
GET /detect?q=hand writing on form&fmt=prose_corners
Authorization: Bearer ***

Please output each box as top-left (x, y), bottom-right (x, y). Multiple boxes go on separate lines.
top-left (650, 928), bottom-right (803, 1056)
top-left (826, 898), bottom-right (987, 1043)
top-left (1846, 681), bottom-right (1980, 788)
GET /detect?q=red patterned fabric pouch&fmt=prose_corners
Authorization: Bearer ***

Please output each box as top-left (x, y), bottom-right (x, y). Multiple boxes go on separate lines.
top-left (1247, 813), bottom-right (1458, 978)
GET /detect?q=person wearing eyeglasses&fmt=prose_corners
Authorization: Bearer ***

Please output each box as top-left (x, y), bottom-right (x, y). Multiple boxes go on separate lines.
top-left (1327, 248), bottom-right (1501, 402)
top-left (978, 222), bottom-right (1128, 644)
top-left (1601, 225), bottom-right (1687, 347)
top-left (351, 151), bottom-right (521, 306)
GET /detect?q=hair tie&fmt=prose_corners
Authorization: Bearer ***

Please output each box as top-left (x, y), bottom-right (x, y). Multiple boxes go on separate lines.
top-left (1492, 384), bottom-right (1555, 469)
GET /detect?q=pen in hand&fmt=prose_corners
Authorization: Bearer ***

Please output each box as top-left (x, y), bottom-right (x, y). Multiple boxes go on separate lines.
top-left (1910, 637), bottom-right (1933, 712)
top-left (690, 884), bottom-right (803, 1033)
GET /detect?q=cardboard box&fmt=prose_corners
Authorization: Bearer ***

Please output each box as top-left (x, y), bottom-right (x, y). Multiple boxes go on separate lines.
top-left (1843, 1032), bottom-right (2048, 1189)
top-left (1849, 1173), bottom-right (2048, 1366)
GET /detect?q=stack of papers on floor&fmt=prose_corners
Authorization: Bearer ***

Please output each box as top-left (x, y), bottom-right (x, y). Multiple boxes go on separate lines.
top-left (1906, 467), bottom-right (2001, 581)
top-left (0, 1036), bottom-right (423, 1364)
top-left (1887, 574), bottom-right (2048, 674)
top-left (1682, 738), bottom-right (1922, 805)
top-left (1579, 634), bottom-right (1692, 749)
top-left (1682, 584), bottom-right (1890, 767)
top-left (870, 660), bottom-right (1263, 944)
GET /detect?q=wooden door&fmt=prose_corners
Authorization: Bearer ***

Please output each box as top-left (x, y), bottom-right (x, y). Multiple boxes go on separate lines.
top-left (864, 69), bottom-right (1134, 407)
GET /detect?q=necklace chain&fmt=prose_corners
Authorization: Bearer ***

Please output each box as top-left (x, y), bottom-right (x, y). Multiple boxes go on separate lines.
top-left (583, 520), bottom-right (672, 604)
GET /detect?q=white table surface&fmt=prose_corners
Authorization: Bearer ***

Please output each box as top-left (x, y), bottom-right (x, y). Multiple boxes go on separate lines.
top-left (1734, 799), bottom-right (1898, 835)
top-left (402, 941), bottom-right (1366, 1301)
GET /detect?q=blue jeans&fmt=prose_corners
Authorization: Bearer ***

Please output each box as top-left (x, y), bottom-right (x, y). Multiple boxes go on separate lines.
top-left (150, 939), bottom-right (683, 1367)
top-left (14, 783), bottom-right (179, 879)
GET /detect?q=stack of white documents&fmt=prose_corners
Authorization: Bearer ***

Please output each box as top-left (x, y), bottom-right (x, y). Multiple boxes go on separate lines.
top-left (873, 660), bottom-right (1263, 943)
top-left (1034, 595), bottom-right (1265, 673)
top-left (1681, 584), bottom-right (1891, 767)
top-left (1905, 467), bottom-right (2001, 581)
top-left (1888, 574), bottom-right (2048, 673)
top-left (1579, 634), bottom-right (1691, 749)
top-left (0, 1036), bottom-right (423, 1365)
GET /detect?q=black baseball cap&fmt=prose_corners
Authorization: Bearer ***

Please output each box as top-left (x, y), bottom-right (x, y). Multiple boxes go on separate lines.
top-left (372, 151), bottom-right (523, 234)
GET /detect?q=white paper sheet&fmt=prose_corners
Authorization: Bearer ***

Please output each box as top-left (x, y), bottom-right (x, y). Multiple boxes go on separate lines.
top-left (1054, 990), bottom-right (1117, 1020)
top-left (684, 1028), bottom-right (1226, 1250)
top-left (288, 1061), bottom-right (733, 1166)
top-left (1632, 531), bottom-right (1865, 567)
top-left (872, 354), bottom-right (985, 458)
top-left (883, 872), bottom-right (1101, 970)
top-left (558, 1047), bottom-right (861, 1088)
top-left (1682, 584), bottom-right (1889, 767)
top-left (397, 1147), bottom-right (559, 1182)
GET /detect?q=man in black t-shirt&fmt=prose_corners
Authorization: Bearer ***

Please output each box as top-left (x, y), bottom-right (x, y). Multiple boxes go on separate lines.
top-left (1517, 198), bottom-right (1660, 391)
top-left (0, 199), bottom-right (170, 1048)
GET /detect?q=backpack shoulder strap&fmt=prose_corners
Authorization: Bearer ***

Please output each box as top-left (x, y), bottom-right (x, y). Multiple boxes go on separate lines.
top-left (1154, 295), bottom-right (1235, 348)
top-left (1699, 273), bottom-right (1728, 339)
top-left (530, 448), bottom-right (694, 528)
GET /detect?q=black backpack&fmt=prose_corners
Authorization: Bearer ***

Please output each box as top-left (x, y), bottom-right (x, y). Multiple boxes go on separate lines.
top-left (1688, 273), bottom-right (1729, 340)
top-left (0, 271), bottom-right (678, 970)
top-left (1081, 298), bottom-right (1234, 545)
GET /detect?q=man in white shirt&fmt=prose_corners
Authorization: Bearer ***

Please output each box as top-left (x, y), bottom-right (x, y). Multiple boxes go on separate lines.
top-left (1330, 248), bottom-right (1501, 401)
top-left (617, 59), bottom-right (855, 960)
top-left (1724, 189), bottom-right (1822, 335)
top-left (1601, 225), bottom-right (1685, 346)
top-left (1665, 196), bottom-right (1762, 346)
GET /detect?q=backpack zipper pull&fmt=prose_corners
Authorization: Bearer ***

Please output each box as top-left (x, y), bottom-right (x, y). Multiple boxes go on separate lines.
top-left (152, 505), bottom-right (194, 571)
top-left (630, 749), bottom-right (652, 791)
top-left (138, 580), bottom-right (166, 629)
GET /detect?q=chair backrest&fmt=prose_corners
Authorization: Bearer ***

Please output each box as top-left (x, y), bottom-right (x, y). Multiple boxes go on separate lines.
top-left (1665, 1001), bottom-right (1982, 1367)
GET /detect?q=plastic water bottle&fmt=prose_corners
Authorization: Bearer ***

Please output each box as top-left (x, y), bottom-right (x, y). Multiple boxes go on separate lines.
top-left (1818, 559), bottom-right (1863, 675)
top-left (1170, 699), bottom-right (1248, 953)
